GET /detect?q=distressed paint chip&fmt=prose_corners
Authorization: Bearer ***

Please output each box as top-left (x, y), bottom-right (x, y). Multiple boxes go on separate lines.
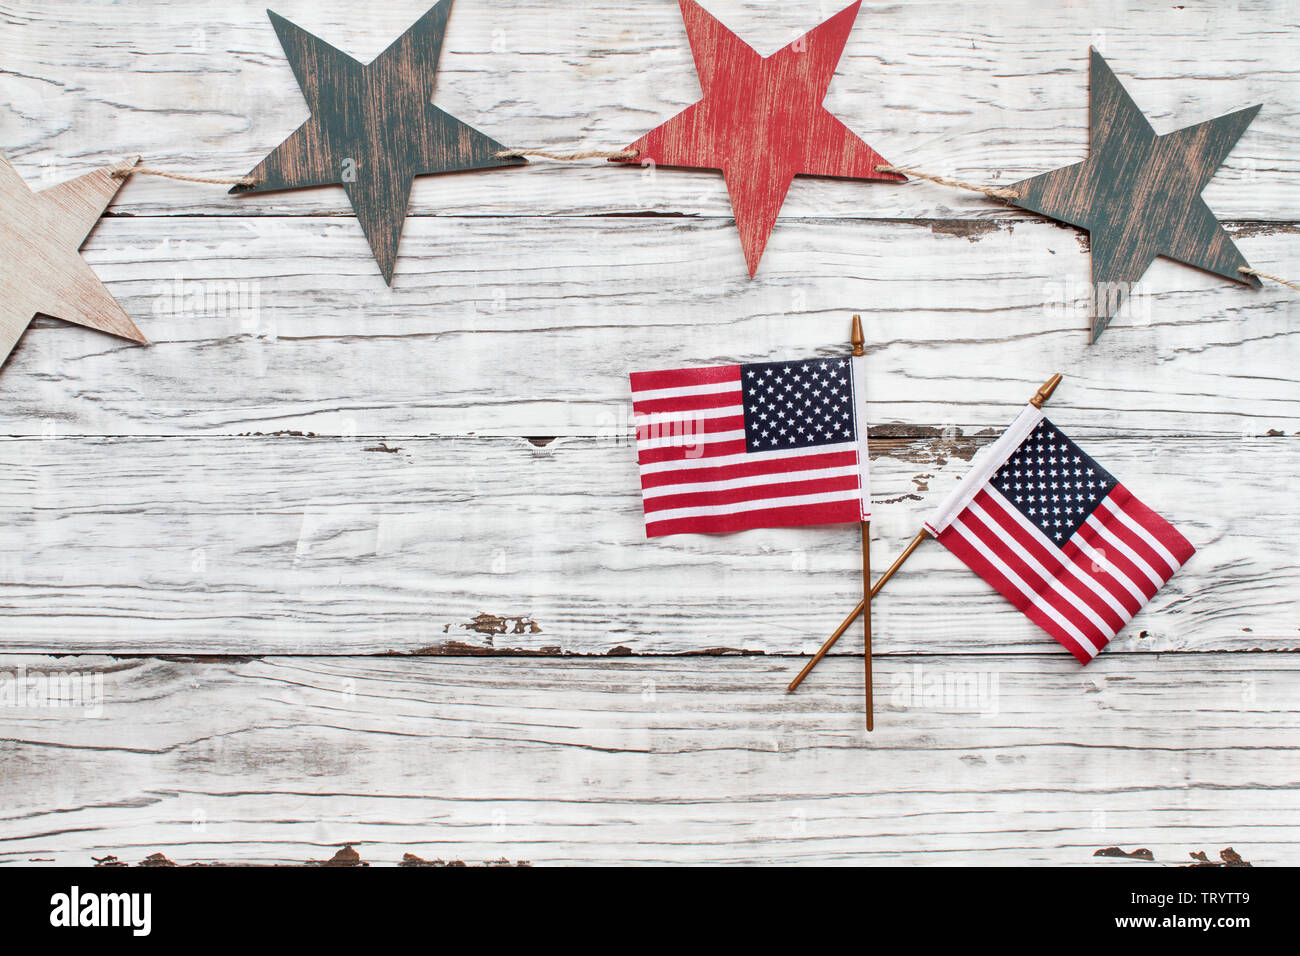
top-left (927, 219), bottom-right (1005, 242)
top-left (83, 845), bottom-right (531, 867)
top-left (445, 612), bottom-right (543, 637)
top-left (1094, 846), bottom-right (1154, 860)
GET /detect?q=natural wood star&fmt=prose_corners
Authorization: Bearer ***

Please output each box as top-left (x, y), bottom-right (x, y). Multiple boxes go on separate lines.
top-left (233, 0), bottom-right (525, 284)
top-left (1011, 49), bottom-right (1261, 342)
top-left (0, 155), bottom-right (145, 370)
top-left (615, 0), bottom-right (904, 277)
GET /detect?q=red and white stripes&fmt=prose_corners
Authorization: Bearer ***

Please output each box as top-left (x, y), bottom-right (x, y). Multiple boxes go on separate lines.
top-left (934, 484), bottom-right (1194, 663)
top-left (630, 364), bottom-right (868, 537)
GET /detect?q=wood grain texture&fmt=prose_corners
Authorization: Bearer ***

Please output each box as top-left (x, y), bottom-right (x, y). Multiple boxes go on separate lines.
top-left (0, 0), bottom-right (1296, 865)
top-left (1011, 49), bottom-right (1260, 341)
top-left (0, 155), bottom-right (144, 366)
top-left (0, 216), bottom-right (1293, 438)
top-left (233, 1), bottom-right (524, 283)
top-left (0, 434), bottom-right (1292, 656)
top-left (1, 654), bottom-right (1294, 865)
top-left (614, 0), bottom-right (904, 276)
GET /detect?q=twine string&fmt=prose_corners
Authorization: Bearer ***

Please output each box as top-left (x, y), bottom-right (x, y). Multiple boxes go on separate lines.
top-left (874, 165), bottom-right (1299, 292)
top-left (1239, 266), bottom-right (1300, 292)
top-left (112, 166), bottom-right (258, 187)
top-left (494, 147), bottom-right (639, 161)
top-left (101, 155), bottom-right (1296, 293)
top-left (875, 164), bottom-right (1021, 202)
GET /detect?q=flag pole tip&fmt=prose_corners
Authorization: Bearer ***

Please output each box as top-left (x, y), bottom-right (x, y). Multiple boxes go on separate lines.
top-left (850, 314), bottom-right (864, 356)
top-left (1031, 372), bottom-right (1063, 408)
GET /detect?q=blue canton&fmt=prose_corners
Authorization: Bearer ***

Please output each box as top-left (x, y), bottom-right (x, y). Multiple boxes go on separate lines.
top-left (740, 358), bottom-right (856, 453)
top-left (990, 418), bottom-right (1116, 543)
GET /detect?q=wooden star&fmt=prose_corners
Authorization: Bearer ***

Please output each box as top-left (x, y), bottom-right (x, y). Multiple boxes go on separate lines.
top-left (0, 155), bottom-right (145, 370)
top-left (233, 1), bottom-right (525, 284)
top-left (1010, 49), bottom-right (1261, 342)
top-left (615, 0), bottom-right (904, 277)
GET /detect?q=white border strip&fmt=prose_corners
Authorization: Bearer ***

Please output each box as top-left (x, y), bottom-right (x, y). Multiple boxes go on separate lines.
top-left (924, 404), bottom-right (1044, 535)
top-left (850, 353), bottom-right (871, 521)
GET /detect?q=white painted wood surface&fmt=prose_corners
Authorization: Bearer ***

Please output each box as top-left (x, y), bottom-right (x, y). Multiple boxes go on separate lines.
top-left (0, 0), bottom-right (1296, 864)
top-left (1, 655), bottom-right (1295, 866)
top-left (1, 216), bottom-right (1296, 438)
top-left (0, 435), bottom-right (1293, 655)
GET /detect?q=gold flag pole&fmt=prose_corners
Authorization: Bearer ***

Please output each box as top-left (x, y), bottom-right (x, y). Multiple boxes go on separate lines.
top-left (788, 529), bottom-right (927, 694)
top-left (786, 372), bottom-right (1064, 695)
top-left (850, 315), bottom-right (874, 731)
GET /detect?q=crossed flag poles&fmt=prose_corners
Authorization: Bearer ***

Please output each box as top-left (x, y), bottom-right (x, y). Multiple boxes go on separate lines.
top-left (786, 372), bottom-right (1064, 707)
top-left (789, 367), bottom-right (1195, 718)
top-left (633, 317), bottom-right (1193, 729)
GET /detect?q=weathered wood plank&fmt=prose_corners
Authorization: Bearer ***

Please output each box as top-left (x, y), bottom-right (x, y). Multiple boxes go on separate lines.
top-left (1, 215), bottom-right (1295, 438)
top-left (3, 0), bottom-right (1295, 219)
top-left (0, 434), bottom-right (1292, 655)
top-left (0, 654), bottom-right (1293, 865)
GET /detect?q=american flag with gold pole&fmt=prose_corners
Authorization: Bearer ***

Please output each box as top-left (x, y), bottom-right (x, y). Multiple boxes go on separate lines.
top-left (850, 315), bottom-right (874, 729)
top-left (788, 371), bottom-right (1196, 689)
top-left (630, 315), bottom-right (876, 727)
top-left (787, 373), bottom-right (1062, 693)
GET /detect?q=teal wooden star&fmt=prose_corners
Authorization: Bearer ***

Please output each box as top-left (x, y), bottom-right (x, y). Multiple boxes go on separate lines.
top-left (1011, 49), bottom-right (1261, 342)
top-left (233, 1), bottom-right (524, 284)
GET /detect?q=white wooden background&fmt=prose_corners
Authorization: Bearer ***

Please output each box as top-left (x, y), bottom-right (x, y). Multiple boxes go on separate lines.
top-left (0, 0), bottom-right (1296, 865)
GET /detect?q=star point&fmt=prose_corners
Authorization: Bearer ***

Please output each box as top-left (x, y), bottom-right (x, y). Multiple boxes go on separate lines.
top-left (234, 0), bottom-right (524, 284)
top-left (0, 155), bottom-right (145, 369)
top-left (1011, 49), bottom-right (1261, 341)
top-left (617, 0), bottom-right (903, 276)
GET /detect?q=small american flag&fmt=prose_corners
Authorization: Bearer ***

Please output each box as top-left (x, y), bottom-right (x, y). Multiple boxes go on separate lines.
top-left (924, 407), bottom-right (1195, 663)
top-left (630, 355), bottom-right (870, 537)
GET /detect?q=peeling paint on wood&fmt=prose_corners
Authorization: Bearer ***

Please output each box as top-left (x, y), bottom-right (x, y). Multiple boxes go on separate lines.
top-left (401, 853), bottom-right (530, 868)
top-left (927, 220), bottom-right (1006, 242)
top-left (1191, 848), bottom-right (1252, 868)
top-left (1095, 846), bottom-right (1253, 867)
top-left (1094, 846), bottom-right (1155, 860)
top-left (0, 214), bottom-right (1292, 439)
top-left (448, 613), bottom-right (544, 638)
top-left (406, 640), bottom-right (562, 657)
top-left (87, 845), bottom-right (531, 867)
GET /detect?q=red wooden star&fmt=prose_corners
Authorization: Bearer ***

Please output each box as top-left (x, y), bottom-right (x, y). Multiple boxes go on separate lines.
top-left (616, 0), bottom-right (904, 276)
